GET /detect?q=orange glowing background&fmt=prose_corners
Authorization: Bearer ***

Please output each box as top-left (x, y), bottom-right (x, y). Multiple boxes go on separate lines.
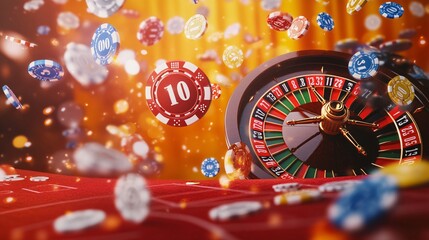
top-left (0, 0), bottom-right (428, 179)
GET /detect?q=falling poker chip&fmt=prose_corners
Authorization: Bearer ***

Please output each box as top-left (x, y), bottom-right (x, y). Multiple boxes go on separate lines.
top-left (348, 50), bottom-right (379, 80)
top-left (184, 14), bottom-right (208, 40)
top-left (53, 209), bottom-right (106, 233)
top-left (145, 61), bottom-right (212, 127)
top-left (379, 39), bottom-right (412, 53)
top-left (115, 173), bottom-right (151, 223)
top-left (222, 46), bottom-right (244, 69)
top-left (201, 158), bottom-right (220, 178)
top-left (387, 76), bottom-right (415, 106)
top-left (91, 23), bottom-right (120, 66)
top-left (0, 33), bottom-right (37, 48)
top-left (260, 0), bottom-right (281, 11)
top-left (2, 85), bottom-right (22, 109)
top-left (287, 16), bottom-right (310, 40)
top-left (86, 0), bottom-right (125, 18)
top-left (211, 83), bottom-right (222, 100)
top-left (266, 11), bottom-right (293, 31)
top-left (346, 0), bottom-right (367, 15)
top-left (316, 12), bottom-right (334, 31)
top-left (28, 59), bottom-right (64, 81)
top-left (137, 17), bottom-right (164, 46)
top-left (167, 16), bottom-right (185, 35)
top-left (64, 42), bottom-right (108, 87)
top-left (57, 11), bottom-right (79, 30)
top-left (379, 2), bottom-right (404, 19)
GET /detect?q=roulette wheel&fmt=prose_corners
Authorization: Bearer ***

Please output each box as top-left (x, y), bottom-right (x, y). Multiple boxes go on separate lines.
top-left (225, 50), bottom-right (429, 179)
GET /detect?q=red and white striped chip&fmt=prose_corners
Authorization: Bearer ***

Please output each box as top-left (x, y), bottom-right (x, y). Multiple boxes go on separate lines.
top-left (137, 17), bottom-right (164, 46)
top-left (267, 11), bottom-right (293, 31)
top-left (287, 16), bottom-right (310, 40)
top-left (145, 61), bottom-right (212, 127)
top-left (0, 32), bottom-right (37, 47)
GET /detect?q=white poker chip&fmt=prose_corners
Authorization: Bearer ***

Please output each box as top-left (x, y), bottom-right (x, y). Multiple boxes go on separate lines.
top-left (409, 1), bottom-right (425, 18)
top-left (23, 0), bottom-right (44, 11)
top-left (224, 23), bottom-right (241, 39)
top-left (167, 16), bottom-right (185, 35)
top-left (86, 0), bottom-right (125, 18)
top-left (30, 176), bottom-right (50, 182)
top-left (115, 173), bottom-right (151, 223)
top-left (209, 201), bottom-right (262, 221)
top-left (53, 209), bottom-right (106, 233)
top-left (57, 12), bottom-right (79, 30)
top-left (260, 0), bottom-right (281, 11)
top-left (63, 42), bottom-right (109, 87)
top-left (272, 182), bottom-right (300, 192)
top-left (364, 14), bottom-right (381, 31)
top-left (0, 174), bottom-right (25, 182)
top-left (319, 180), bottom-right (362, 192)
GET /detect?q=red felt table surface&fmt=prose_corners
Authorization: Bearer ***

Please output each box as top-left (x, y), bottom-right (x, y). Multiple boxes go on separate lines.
top-left (1, 170), bottom-right (429, 240)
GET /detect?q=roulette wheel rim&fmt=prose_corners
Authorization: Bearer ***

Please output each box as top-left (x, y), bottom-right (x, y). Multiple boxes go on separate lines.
top-left (225, 50), bottom-right (429, 179)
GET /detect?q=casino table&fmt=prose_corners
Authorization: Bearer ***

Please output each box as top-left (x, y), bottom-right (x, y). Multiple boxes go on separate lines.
top-left (1, 169), bottom-right (429, 240)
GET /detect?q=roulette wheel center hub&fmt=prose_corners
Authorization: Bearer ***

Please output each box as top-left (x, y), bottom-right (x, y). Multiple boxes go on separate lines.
top-left (320, 100), bottom-right (350, 135)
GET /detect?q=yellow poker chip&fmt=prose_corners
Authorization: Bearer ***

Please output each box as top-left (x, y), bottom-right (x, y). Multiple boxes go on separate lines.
top-left (346, 0), bottom-right (368, 15)
top-left (184, 14), bottom-right (208, 40)
top-left (387, 76), bottom-right (415, 106)
top-left (380, 161), bottom-right (429, 188)
top-left (274, 189), bottom-right (321, 206)
top-left (222, 46), bottom-right (244, 69)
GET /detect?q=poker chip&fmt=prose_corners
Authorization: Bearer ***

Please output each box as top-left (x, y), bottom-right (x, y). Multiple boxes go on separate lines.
top-left (266, 11), bottom-right (293, 31)
top-left (2, 85), bottom-right (22, 109)
top-left (201, 157), bottom-right (220, 178)
top-left (272, 182), bottom-right (300, 192)
top-left (137, 17), bottom-right (164, 46)
top-left (409, 1), bottom-right (425, 17)
top-left (211, 83), bottom-right (221, 100)
top-left (53, 209), bottom-right (106, 233)
top-left (379, 39), bottom-right (412, 52)
top-left (184, 14), bottom-right (208, 40)
top-left (260, 0), bottom-right (281, 11)
top-left (196, 5), bottom-right (209, 18)
top-left (197, 49), bottom-right (219, 62)
top-left (224, 23), bottom-right (241, 39)
top-left (121, 9), bottom-right (140, 18)
top-left (0, 174), bottom-right (25, 182)
top-left (364, 14), bottom-right (381, 31)
top-left (367, 35), bottom-right (385, 47)
top-left (167, 16), bottom-right (185, 35)
top-left (28, 59), bottom-right (64, 81)
top-left (37, 25), bottom-right (50, 35)
top-left (91, 23), bottom-right (120, 66)
top-left (318, 180), bottom-right (361, 192)
top-left (346, 0), bottom-right (367, 15)
top-left (380, 161), bottom-right (429, 188)
top-left (145, 61), bottom-right (212, 127)
top-left (328, 174), bottom-right (398, 232)
top-left (64, 42), bottom-right (108, 87)
top-left (410, 65), bottom-right (428, 79)
top-left (387, 76), bottom-right (415, 106)
top-left (224, 142), bottom-right (252, 180)
top-left (30, 176), bottom-right (49, 182)
top-left (398, 29), bottom-right (417, 39)
top-left (348, 50), bottom-right (379, 80)
top-left (316, 12), bottom-right (334, 31)
top-left (274, 189), bottom-right (321, 205)
top-left (222, 46), bottom-right (244, 69)
top-left (0, 33), bottom-right (37, 47)
top-left (287, 16), bottom-right (310, 40)
top-left (209, 201), bottom-right (262, 221)
top-left (57, 12), bottom-right (79, 30)
top-left (115, 173), bottom-right (151, 223)
top-left (121, 134), bottom-right (149, 158)
top-left (23, 0), bottom-right (44, 11)
top-left (86, 0), bottom-right (124, 18)
top-left (379, 2), bottom-right (404, 19)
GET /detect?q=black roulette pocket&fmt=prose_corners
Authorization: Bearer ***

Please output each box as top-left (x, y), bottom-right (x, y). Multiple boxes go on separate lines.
top-left (225, 50), bottom-right (429, 179)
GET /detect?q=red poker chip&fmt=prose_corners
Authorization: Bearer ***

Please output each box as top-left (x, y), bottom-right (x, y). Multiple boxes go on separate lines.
top-left (287, 16), bottom-right (310, 40)
top-left (146, 61), bottom-right (212, 127)
top-left (266, 11), bottom-right (293, 31)
top-left (137, 17), bottom-right (164, 46)
top-left (211, 83), bottom-right (221, 100)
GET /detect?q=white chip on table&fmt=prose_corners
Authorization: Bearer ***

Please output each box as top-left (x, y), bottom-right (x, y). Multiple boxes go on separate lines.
top-left (0, 174), bottom-right (25, 182)
top-left (115, 173), bottom-right (151, 223)
top-left (53, 209), bottom-right (106, 233)
top-left (272, 182), bottom-right (300, 192)
top-left (30, 176), bottom-right (50, 182)
top-left (319, 180), bottom-right (362, 192)
top-left (209, 201), bottom-right (262, 221)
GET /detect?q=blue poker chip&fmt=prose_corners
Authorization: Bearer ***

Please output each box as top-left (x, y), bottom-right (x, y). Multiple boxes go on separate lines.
top-left (379, 2), bottom-right (404, 19)
top-left (91, 23), bottom-right (120, 66)
top-left (28, 59), bottom-right (64, 81)
top-left (2, 85), bottom-right (22, 109)
top-left (201, 157), bottom-right (220, 178)
top-left (348, 50), bottom-right (379, 80)
top-left (316, 12), bottom-right (334, 31)
top-left (37, 25), bottom-right (50, 35)
top-left (328, 174), bottom-right (398, 232)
